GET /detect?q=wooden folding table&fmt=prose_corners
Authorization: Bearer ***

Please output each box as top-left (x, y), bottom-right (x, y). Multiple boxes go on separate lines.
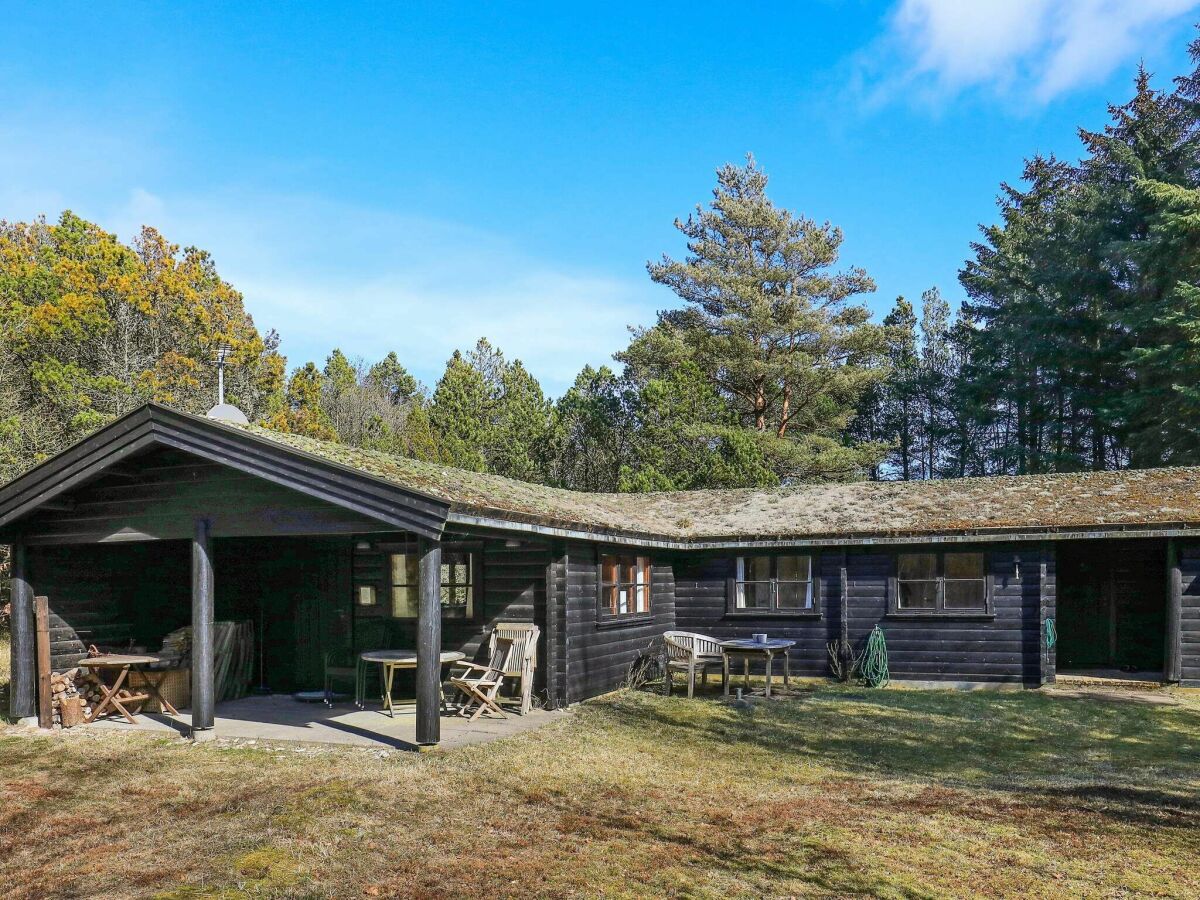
top-left (79, 654), bottom-right (180, 724)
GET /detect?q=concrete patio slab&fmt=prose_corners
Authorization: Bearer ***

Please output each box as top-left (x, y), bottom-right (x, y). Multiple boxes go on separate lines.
top-left (84, 694), bottom-right (567, 750)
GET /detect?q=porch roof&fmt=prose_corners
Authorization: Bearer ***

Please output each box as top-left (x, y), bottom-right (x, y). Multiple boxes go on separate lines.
top-left (4, 403), bottom-right (1200, 548)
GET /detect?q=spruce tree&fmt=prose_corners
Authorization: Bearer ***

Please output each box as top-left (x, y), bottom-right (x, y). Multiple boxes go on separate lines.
top-left (429, 350), bottom-right (490, 472)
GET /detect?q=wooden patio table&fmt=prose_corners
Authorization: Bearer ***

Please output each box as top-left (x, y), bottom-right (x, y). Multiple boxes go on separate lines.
top-left (357, 650), bottom-right (467, 717)
top-left (78, 654), bottom-right (179, 724)
top-left (720, 639), bottom-right (796, 700)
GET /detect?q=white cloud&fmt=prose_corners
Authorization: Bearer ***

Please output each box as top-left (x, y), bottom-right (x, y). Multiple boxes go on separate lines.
top-left (878, 0), bottom-right (1199, 102)
top-left (0, 110), bottom-right (655, 396)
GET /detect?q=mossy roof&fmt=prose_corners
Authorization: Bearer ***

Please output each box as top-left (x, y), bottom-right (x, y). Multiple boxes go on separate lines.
top-left (240, 423), bottom-right (1200, 544)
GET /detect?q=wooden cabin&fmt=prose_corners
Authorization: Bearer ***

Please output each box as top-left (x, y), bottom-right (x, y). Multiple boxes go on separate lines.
top-left (2, 403), bottom-right (1198, 745)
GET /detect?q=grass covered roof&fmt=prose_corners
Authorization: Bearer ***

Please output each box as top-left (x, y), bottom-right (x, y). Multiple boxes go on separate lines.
top-left (240, 422), bottom-right (1200, 544)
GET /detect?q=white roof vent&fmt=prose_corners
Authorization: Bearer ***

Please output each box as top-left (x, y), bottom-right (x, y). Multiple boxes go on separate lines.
top-left (206, 402), bottom-right (249, 424)
top-left (205, 343), bottom-right (249, 424)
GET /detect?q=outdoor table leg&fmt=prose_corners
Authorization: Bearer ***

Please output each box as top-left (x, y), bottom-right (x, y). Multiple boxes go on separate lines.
top-left (784, 652), bottom-right (790, 691)
top-left (384, 662), bottom-right (396, 717)
top-left (87, 665), bottom-right (138, 724)
top-left (743, 656), bottom-right (750, 693)
top-left (140, 669), bottom-right (179, 716)
top-left (723, 653), bottom-right (730, 696)
top-left (764, 652), bottom-right (773, 699)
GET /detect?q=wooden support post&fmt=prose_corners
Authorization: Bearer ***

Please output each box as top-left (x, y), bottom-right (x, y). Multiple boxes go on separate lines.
top-left (416, 537), bottom-right (442, 746)
top-left (191, 517), bottom-right (215, 739)
top-left (1165, 538), bottom-right (1182, 684)
top-left (9, 541), bottom-right (36, 723)
top-left (35, 596), bottom-right (52, 729)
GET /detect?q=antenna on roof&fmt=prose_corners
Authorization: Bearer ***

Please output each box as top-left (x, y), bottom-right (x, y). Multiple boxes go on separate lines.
top-left (206, 342), bottom-right (249, 424)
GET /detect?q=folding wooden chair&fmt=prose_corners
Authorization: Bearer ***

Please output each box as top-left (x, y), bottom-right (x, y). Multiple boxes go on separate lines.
top-left (488, 622), bottom-right (540, 715)
top-left (448, 637), bottom-right (517, 722)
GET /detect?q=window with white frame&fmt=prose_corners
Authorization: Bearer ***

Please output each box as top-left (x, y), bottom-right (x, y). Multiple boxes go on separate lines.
top-left (729, 554), bottom-right (816, 613)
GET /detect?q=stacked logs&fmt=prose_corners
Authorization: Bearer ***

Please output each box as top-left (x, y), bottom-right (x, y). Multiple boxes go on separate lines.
top-left (49, 668), bottom-right (106, 727)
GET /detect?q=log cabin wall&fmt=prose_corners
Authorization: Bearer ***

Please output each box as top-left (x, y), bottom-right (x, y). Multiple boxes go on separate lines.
top-left (672, 552), bottom-right (842, 678)
top-left (562, 541), bottom-right (675, 703)
top-left (1181, 543), bottom-right (1200, 686)
top-left (350, 532), bottom-right (552, 698)
top-left (26, 542), bottom-right (192, 671)
top-left (670, 542), bottom-right (1049, 686)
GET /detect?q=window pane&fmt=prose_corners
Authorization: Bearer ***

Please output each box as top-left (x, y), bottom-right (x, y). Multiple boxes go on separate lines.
top-left (635, 584), bottom-right (648, 613)
top-left (391, 553), bottom-right (417, 585)
top-left (739, 582), bottom-right (771, 609)
top-left (776, 555), bottom-right (811, 582)
top-left (601, 555), bottom-right (619, 586)
top-left (777, 581), bottom-right (813, 609)
top-left (945, 580), bottom-right (986, 609)
top-left (898, 553), bottom-right (937, 580)
top-left (617, 586), bottom-right (630, 614)
top-left (898, 580), bottom-right (938, 609)
top-left (745, 556), bottom-right (772, 581)
top-left (945, 552), bottom-right (984, 580)
top-left (357, 585), bottom-right (377, 606)
top-left (391, 585), bottom-right (418, 618)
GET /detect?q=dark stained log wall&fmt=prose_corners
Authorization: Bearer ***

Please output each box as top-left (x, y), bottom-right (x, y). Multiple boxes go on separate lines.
top-left (1180, 543), bottom-right (1200, 686)
top-left (18, 447), bottom-right (390, 545)
top-left (562, 541), bottom-right (675, 703)
top-left (670, 543), bottom-right (1047, 687)
top-left (672, 552), bottom-right (841, 678)
top-left (351, 533), bottom-right (551, 699)
top-left (26, 542), bottom-right (192, 671)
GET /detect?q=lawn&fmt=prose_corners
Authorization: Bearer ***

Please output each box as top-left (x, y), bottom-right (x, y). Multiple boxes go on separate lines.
top-left (1, 649), bottom-right (1198, 899)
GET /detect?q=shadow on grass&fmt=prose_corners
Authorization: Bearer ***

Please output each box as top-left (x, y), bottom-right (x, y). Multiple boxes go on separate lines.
top-left (595, 685), bottom-right (1200, 824)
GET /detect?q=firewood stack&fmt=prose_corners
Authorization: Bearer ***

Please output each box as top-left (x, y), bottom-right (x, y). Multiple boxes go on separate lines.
top-left (49, 668), bottom-right (107, 727)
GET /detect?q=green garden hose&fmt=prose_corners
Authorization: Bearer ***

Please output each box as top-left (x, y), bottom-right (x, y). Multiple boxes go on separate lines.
top-left (1045, 617), bottom-right (1057, 650)
top-left (861, 625), bottom-right (890, 688)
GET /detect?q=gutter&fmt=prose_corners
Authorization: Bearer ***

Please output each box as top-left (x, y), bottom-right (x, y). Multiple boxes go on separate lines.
top-left (447, 511), bottom-right (1200, 551)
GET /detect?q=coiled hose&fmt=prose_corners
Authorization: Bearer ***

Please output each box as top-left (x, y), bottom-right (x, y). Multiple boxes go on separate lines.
top-left (861, 625), bottom-right (890, 688)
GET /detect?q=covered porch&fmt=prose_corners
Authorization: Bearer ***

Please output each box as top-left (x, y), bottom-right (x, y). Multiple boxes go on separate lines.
top-left (2, 407), bottom-right (550, 747)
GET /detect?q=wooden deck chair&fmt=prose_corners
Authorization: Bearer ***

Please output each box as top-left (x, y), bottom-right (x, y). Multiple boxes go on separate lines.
top-left (449, 637), bottom-right (517, 722)
top-left (488, 622), bottom-right (540, 715)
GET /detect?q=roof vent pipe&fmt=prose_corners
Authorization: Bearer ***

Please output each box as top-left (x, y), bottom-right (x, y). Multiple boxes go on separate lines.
top-left (206, 343), bottom-right (249, 424)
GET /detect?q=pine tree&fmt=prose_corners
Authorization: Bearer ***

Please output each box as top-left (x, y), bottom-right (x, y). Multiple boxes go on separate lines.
top-left (626, 155), bottom-right (888, 482)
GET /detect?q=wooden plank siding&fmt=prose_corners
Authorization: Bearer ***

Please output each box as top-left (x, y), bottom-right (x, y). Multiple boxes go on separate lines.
top-left (18, 447), bottom-right (393, 545)
top-left (672, 553), bottom-right (841, 678)
top-left (26, 542), bottom-right (192, 671)
top-left (669, 544), bottom-right (1047, 686)
top-left (563, 541), bottom-right (675, 703)
top-left (1180, 543), bottom-right (1200, 686)
top-left (350, 533), bottom-right (552, 700)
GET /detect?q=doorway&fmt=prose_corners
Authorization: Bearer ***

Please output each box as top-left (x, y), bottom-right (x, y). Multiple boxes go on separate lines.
top-left (1056, 539), bottom-right (1166, 676)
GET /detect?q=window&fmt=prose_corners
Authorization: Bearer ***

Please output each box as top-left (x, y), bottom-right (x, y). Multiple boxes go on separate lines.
top-left (598, 555), bottom-right (652, 620)
top-left (894, 550), bottom-right (988, 614)
top-left (729, 554), bottom-right (817, 614)
top-left (389, 550), bottom-right (477, 620)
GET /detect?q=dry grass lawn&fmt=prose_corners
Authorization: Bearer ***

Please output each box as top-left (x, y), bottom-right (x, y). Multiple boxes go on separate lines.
top-left (1, 636), bottom-right (1198, 899)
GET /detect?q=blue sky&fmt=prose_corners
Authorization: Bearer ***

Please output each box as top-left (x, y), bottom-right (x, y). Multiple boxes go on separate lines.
top-left (2, 1), bottom-right (1199, 394)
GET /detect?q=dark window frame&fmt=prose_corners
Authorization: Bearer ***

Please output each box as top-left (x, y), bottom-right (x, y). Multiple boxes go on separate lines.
top-left (725, 553), bottom-right (822, 618)
top-left (595, 552), bottom-right (654, 627)
top-left (354, 539), bottom-right (483, 623)
top-left (888, 549), bottom-right (993, 617)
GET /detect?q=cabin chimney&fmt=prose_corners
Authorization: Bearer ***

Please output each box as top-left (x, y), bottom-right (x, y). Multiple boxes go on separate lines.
top-left (206, 343), bottom-right (249, 424)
